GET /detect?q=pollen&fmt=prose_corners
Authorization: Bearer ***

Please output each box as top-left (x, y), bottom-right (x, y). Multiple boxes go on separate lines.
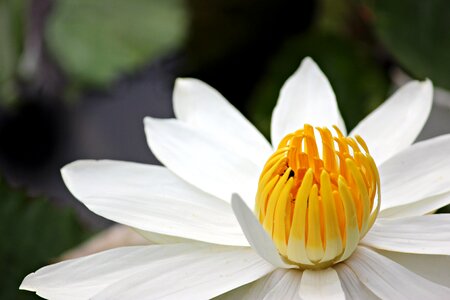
top-left (255, 124), bottom-right (380, 269)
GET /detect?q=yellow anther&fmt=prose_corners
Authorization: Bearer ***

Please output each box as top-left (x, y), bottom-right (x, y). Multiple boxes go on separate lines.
top-left (255, 124), bottom-right (380, 269)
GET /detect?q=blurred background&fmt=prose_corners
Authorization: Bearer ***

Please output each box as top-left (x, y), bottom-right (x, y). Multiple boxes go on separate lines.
top-left (1, 0), bottom-right (449, 298)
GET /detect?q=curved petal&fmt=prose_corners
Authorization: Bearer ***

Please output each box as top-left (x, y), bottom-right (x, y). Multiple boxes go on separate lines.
top-left (380, 191), bottom-right (450, 218)
top-left (213, 282), bottom-right (255, 300)
top-left (21, 244), bottom-right (274, 300)
top-left (271, 57), bottom-right (346, 147)
top-left (362, 215), bottom-right (450, 255)
top-left (173, 78), bottom-right (272, 167)
top-left (346, 246), bottom-right (450, 299)
top-left (378, 134), bottom-right (450, 214)
top-left (60, 225), bottom-right (148, 260)
top-left (334, 264), bottom-right (378, 300)
top-left (62, 160), bottom-right (248, 246)
top-left (217, 269), bottom-right (303, 299)
top-left (20, 244), bottom-right (204, 298)
top-left (299, 268), bottom-right (345, 300)
top-left (231, 194), bottom-right (295, 268)
top-left (144, 117), bottom-right (260, 207)
top-left (351, 80), bottom-right (432, 164)
top-left (92, 246), bottom-right (274, 299)
top-left (246, 269), bottom-right (303, 299)
top-left (378, 250), bottom-right (450, 288)
top-left (136, 230), bottom-right (196, 244)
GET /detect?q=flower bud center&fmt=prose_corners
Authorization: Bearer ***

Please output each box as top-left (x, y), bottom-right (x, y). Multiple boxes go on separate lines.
top-left (255, 124), bottom-right (380, 269)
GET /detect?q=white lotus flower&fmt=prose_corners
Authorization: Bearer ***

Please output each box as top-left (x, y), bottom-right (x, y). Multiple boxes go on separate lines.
top-left (21, 57), bottom-right (450, 299)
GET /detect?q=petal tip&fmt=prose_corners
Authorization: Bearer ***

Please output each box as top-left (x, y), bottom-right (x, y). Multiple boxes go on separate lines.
top-left (422, 78), bottom-right (432, 85)
top-left (19, 273), bottom-right (36, 291)
top-left (61, 160), bottom-right (95, 181)
top-left (231, 193), bottom-right (247, 212)
top-left (301, 56), bottom-right (315, 66)
top-left (174, 77), bottom-right (210, 96)
top-left (421, 78), bottom-right (433, 94)
top-left (299, 56), bottom-right (321, 73)
top-left (406, 78), bottom-right (433, 95)
top-left (143, 116), bottom-right (162, 132)
top-left (143, 116), bottom-right (154, 125)
top-left (414, 78), bottom-right (434, 106)
top-left (174, 77), bottom-right (195, 90)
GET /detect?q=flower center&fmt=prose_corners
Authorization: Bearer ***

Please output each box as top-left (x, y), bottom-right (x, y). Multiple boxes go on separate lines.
top-left (255, 124), bottom-right (380, 269)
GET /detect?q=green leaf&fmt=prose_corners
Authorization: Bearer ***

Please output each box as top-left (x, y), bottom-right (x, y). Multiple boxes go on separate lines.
top-left (247, 33), bottom-right (390, 138)
top-left (0, 177), bottom-right (91, 299)
top-left (368, 0), bottom-right (450, 89)
top-left (45, 0), bottom-right (187, 87)
top-left (0, 0), bottom-right (25, 106)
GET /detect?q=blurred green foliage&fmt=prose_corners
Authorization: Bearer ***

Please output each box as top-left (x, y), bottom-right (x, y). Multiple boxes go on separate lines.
top-left (368, 0), bottom-right (450, 90)
top-left (247, 0), bottom-right (390, 138)
top-left (0, 0), bottom-right (25, 106)
top-left (2, 0), bottom-right (450, 105)
top-left (46, 0), bottom-right (187, 87)
top-left (0, 178), bottom-right (91, 299)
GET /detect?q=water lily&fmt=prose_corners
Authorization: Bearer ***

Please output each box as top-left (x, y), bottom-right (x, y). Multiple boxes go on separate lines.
top-left (21, 57), bottom-right (450, 299)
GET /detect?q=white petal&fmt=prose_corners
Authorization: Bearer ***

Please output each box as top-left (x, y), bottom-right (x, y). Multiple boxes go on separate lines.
top-left (299, 268), bottom-right (345, 300)
top-left (380, 191), bottom-right (450, 218)
top-left (92, 246), bottom-right (275, 299)
top-left (334, 264), bottom-right (378, 300)
top-left (351, 80), bottom-right (432, 164)
top-left (213, 283), bottom-right (255, 300)
top-left (136, 230), bottom-right (195, 244)
top-left (245, 269), bottom-right (288, 298)
top-left (378, 134), bottom-right (450, 214)
top-left (378, 250), bottom-right (450, 288)
top-left (20, 243), bottom-right (206, 299)
top-left (346, 246), bottom-right (450, 299)
top-left (144, 117), bottom-right (260, 207)
top-left (173, 78), bottom-right (272, 167)
top-left (270, 57), bottom-right (346, 147)
top-left (60, 225), bottom-right (147, 260)
top-left (62, 160), bottom-right (248, 246)
top-left (362, 214), bottom-right (450, 255)
top-left (246, 269), bottom-right (303, 299)
top-left (231, 194), bottom-right (295, 268)
top-left (22, 244), bottom-right (274, 300)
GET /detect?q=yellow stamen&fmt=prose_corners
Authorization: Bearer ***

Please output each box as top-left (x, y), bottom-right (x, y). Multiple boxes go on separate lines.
top-left (255, 124), bottom-right (381, 269)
